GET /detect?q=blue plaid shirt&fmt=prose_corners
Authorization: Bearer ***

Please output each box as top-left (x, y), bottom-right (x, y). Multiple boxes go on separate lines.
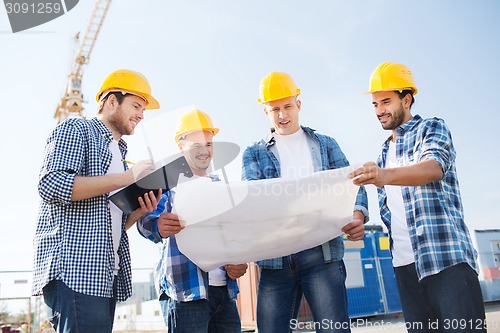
top-left (33, 117), bottom-right (132, 302)
top-left (377, 115), bottom-right (478, 280)
top-left (137, 176), bottom-right (239, 302)
top-left (241, 126), bottom-right (369, 269)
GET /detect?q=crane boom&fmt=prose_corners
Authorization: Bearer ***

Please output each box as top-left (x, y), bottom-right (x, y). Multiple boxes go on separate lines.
top-left (54, 0), bottom-right (112, 123)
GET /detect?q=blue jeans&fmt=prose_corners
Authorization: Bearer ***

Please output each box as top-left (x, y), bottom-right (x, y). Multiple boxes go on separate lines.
top-left (159, 285), bottom-right (241, 333)
top-left (42, 279), bottom-right (117, 333)
top-left (257, 246), bottom-right (350, 333)
top-left (395, 262), bottom-right (486, 332)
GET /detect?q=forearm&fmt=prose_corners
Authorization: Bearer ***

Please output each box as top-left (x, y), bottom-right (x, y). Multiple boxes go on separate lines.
top-left (71, 172), bottom-right (133, 201)
top-left (353, 210), bottom-right (365, 221)
top-left (384, 160), bottom-right (443, 186)
top-left (125, 212), bottom-right (140, 231)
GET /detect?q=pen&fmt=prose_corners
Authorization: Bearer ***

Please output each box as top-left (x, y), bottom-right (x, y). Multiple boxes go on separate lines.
top-left (122, 159), bottom-right (135, 165)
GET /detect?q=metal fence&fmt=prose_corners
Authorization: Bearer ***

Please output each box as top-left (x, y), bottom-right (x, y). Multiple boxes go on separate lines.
top-left (0, 270), bottom-right (38, 333)
top-left (0, 268), bottom-right (157, 333)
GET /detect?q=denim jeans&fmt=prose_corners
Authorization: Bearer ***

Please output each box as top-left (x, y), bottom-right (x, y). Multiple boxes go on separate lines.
top-left (257, 246), bottom-right (350, 333)
top-left (159, 285), bottom-right (241, 333)
top-left (395, 262), bottom-right (486, 332)
top-left (42, 279), bottom-right (117, 333)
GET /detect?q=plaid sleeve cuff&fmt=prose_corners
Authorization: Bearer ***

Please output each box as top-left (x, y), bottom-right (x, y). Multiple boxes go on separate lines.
top-left (38, 171), bottom-right (76, 205)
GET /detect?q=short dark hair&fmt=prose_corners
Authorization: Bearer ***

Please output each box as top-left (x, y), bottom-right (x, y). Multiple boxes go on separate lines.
top-left (397, 89), bottom-right (415, 108)
top-left (98, 92), bottom-right (133, 113)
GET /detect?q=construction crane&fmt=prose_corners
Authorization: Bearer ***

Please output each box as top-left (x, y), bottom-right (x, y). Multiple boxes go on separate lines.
top-left (54, 0), bottom-right (112, 124)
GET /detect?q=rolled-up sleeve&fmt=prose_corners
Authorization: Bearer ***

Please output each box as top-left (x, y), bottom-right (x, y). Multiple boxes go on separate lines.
top-left (38, 121), bottom-right (83, 206)
top-left (354, 186), bottom-right (369, 223)
top-left (418, 118), bottom-right (455, 176)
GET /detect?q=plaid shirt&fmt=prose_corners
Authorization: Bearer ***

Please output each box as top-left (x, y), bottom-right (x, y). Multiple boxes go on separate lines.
top-left (33, 117), bottom-right (132, 302)
top-left (137, 176), bottom-right (239, 302)
top-left (241, 126), bottom-right (369, 269)
top-left (377, 114), bottom-right (478, 280)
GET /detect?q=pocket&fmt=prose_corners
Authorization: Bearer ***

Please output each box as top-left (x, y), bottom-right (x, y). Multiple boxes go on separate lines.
top-left (337, 259), bottom-right (347, 282)
top-left (42, 280), bottom-right (58, 306)
top-left (42, 280), bottom-right (60, 328)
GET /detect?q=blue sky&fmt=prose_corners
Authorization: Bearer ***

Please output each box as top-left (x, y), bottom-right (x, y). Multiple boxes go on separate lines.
top-left (0, 0), bottom-right (499, 282)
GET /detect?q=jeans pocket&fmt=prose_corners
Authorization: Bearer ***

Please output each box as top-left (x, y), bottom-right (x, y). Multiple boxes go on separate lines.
top-left (42, 280), bottom-right (60, 328)
top-left (338, 260), bottom-right (347, 282)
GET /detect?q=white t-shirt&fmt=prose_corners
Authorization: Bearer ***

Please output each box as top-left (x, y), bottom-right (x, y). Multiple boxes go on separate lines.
top-left (208, 267), bottom-right (227, 286)
top-left (274, 128), bottom-right (314, 179)
top-left (108, 139), bottom-right (125, 275)
top-left (385, 140), bottom-right (415, 267)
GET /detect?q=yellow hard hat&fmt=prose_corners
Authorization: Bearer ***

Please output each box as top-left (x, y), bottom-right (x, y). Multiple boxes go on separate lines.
top-left (258, 71), bottom-right (301, 104)
top-left (175, 109), bottom-right (219, 142)
top-left (368, 62), bottom-right (418, 95)
top-left (96, 69), bottom-right (160, 110)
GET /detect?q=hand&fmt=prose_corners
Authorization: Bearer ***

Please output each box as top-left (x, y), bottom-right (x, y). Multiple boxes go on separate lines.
top-left (224, 263), bottom-right (248, 280)
top-left (158, 212), bottom-right (184, 238)
top-left (138, 189), bottom-right (162, 213)
top-left (125, 189), bottom-right (162, 230)
top-left (341, 211), bottom-right (365, 241)
top-left (129, 159), bottom-right (156, 182)
top-left (349, 162), bottom-right (386, 187)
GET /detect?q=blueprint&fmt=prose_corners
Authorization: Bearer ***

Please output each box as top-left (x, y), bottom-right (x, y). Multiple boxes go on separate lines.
top-left (174, 166), bottom-right (359, 271)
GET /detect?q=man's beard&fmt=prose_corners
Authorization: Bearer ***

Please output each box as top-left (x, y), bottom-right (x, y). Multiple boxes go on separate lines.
top-left (382, 104), bottom-right (405, 130)
top-left (109, 105), bottom-right (134, 136)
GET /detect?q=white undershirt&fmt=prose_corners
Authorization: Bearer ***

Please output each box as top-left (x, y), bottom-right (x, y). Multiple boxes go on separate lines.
top-left (274, 128), bottom-right (314, 179)
top-left (108, 139), bottom-right (125, 275)
top-left (385, 140), bottom-right (414, 267)
top-left (208, 266), bottom-right (227, 286)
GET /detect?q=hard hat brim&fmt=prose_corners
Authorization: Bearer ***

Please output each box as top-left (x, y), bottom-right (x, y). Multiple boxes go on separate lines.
top-left (143, 93), bottom-right (160, 110)
top-left (258, 91), bottom-right (301, 104)
top-left (364, 88), bottom-right (418, 95)
top-left (175, 128), bottom-right (219, 143)
top-left (97, 89), bottom-right (160, 110)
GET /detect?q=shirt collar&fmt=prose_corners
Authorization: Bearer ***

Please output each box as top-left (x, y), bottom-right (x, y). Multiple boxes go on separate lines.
top-left (399, 114), bottom-right (422, 133)
top-left (90, 117), bottom-right (128, 150)
top-left (384, 114), bottom-right (423, 144)
top-left (265, 125), bottom-right (315, 147)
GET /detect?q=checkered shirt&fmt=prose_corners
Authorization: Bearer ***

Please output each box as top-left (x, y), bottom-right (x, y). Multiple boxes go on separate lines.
top-left (32, 117), bottom-right (132, 301)
top-left (137, 176), bottom-right (239, 302)
top-left (241, 126), bottom-right (369, 269)
top-left (377, 114), bottom-right (478, 280)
